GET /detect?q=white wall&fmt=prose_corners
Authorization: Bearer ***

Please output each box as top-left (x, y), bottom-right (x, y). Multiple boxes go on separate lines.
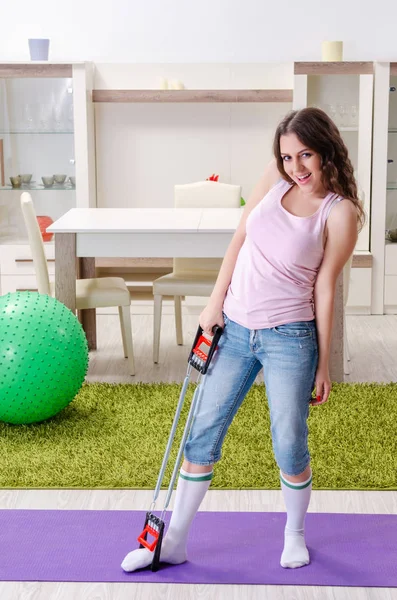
top-left (1, 0), bottom-right (397, 63)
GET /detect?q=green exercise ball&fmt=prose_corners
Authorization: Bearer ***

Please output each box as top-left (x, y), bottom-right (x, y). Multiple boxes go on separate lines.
top-left (0, 292), bottom-right (88, 425)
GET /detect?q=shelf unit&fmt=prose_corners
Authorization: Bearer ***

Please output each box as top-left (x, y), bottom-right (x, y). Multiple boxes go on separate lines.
top-left (385, 63), bottom-right (397, 313)
top-left (0, 62), bottom-right (96, 295)
top-left (0, 61), bottom-right (96, 208)
top-left (370, 62), bottom-right (397, 314)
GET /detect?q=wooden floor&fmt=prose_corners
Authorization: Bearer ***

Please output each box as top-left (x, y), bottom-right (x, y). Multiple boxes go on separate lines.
top-left (1, 306), bottom-right (397, 600)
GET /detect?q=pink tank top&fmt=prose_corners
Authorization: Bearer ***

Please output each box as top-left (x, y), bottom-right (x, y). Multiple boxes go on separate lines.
top-left (223, 178), bottom-right (343, 329)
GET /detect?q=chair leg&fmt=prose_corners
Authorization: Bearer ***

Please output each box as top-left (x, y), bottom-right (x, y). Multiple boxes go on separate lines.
top-left (119, 306), bottom-right (128, 358)
top-left (118, 305), bottom-right (135, 376)
top-left (153, 294), bottom-right (162, 364)
top-left (174, 295), bottom-right (183, 346)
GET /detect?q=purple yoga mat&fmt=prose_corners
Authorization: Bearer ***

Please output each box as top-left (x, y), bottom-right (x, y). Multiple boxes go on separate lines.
top-left (0, 510), bottom-right (396, 587)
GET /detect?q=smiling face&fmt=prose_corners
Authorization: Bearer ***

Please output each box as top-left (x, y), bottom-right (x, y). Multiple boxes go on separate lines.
top-left (279, 132), bottom-right (325, 196)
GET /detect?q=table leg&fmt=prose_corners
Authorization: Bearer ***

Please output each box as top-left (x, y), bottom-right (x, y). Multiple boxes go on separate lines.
top-left (55, 233), bottom-right (76, 312)
top-left (77, 257), bottom-right (97, 350)
top-left (329, 272), bottom-right (344, 383)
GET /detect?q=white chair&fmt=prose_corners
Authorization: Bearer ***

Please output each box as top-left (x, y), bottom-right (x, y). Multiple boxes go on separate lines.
top-left (343, 254), bottom-right (353, 375)
top-left (152, 181), bottom-right (242, 363)
top-left (20, 192), bottom-right (135, 375)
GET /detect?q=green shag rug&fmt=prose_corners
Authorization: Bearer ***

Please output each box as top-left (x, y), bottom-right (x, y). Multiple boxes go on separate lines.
top-left (1, 382), bottom-right (396, 490)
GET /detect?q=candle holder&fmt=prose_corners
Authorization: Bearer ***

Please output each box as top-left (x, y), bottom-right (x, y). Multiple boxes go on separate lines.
top-left (322, 41), bottom-right (343, 62)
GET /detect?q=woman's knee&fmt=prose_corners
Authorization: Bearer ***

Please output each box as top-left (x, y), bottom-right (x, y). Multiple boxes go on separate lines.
top-left (272, 429), bottom-right (309, 476)
top-left (274, 443), bottom-right (310, 477)
top-left (183, 437), bottom-right (220, 469)
top-left (182, 459), bottom-right (214, 474)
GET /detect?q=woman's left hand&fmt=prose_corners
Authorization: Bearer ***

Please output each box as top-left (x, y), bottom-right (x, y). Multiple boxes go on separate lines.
top-left (310, 366), bottom-right (332, 406)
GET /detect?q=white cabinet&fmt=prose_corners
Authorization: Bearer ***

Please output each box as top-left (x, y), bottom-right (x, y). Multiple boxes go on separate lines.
top-left (385, 277), bottom-right (397, 311)
top-left (0, 242), bottom-right (55, 275)
top-left (0, 243), bottom-right (55, 295)
top-left (384, 243), bottom-right (397, 312)
top-left (1, 275), bottom-right (47, 294)
top-left (346, 267), bottom-right (372, 314)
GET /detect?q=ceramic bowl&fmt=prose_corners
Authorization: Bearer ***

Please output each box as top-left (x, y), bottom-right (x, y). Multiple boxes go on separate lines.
top-left (389, 229), bottom-right (397, 242)
top-left (10, 176), bottom-right (22, 188)
top-left (42, 176), bottom-right (54, 187)
top-left (18, 174), bottom-right (32, 184)
top-left (53, 174), bottom-right (66, 184)
top-left (69, 176), bottom-right (76, 186)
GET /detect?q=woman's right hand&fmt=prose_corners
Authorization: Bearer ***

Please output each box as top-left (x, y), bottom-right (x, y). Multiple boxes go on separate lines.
top-left (199, 302), bottom-right (224, 336)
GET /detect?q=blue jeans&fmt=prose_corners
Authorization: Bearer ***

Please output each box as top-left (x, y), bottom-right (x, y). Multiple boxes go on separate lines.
top-left (184, 313), bottom-right (318, 476)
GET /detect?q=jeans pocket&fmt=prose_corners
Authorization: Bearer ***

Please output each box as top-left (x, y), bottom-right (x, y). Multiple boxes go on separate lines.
top-left (272, 322), bottom-right (312, 338)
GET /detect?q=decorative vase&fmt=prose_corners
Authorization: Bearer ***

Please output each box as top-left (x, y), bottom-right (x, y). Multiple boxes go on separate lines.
top-left (37, 216), bottom-right (54, 242)
top-left (28, 38), bottom-right (50, 61)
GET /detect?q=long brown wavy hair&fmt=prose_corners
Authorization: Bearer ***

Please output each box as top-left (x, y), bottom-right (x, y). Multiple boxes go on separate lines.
top-left (273, 107), bottom-right (365, 232)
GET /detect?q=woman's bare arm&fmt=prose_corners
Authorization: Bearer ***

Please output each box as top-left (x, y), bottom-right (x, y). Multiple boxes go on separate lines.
top-left (312, 199), bottom-right (358, 405)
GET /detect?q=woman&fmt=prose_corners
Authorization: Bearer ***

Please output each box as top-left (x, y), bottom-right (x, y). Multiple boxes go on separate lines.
top-left (122, 107), bottom-right (364, 571)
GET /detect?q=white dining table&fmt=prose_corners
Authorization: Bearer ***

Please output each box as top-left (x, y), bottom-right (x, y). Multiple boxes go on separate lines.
top-left (47, 207), bottom-right (344, 381)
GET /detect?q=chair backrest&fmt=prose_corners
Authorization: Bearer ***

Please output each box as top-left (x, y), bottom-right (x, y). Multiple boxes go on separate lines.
top-left (20, 192), bottom-right (51, 295)
top-left (173, 181), bottom-right (242, 275)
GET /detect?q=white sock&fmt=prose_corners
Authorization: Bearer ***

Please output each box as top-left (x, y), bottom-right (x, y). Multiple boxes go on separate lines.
top-left (280, 469), bottom-right (312, 569)
top-left (121, 467), bottom-right (213, 572)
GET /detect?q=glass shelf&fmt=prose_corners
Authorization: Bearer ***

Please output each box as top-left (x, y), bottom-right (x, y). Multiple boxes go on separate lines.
top-left (0, 184), bottom-right (75, 191)
top-left (387, 184), bottom-right (397, 190)
top-left (388, 128), bottom-right (397, 133)
top-left (0, 130), bottom-right (73, 135)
